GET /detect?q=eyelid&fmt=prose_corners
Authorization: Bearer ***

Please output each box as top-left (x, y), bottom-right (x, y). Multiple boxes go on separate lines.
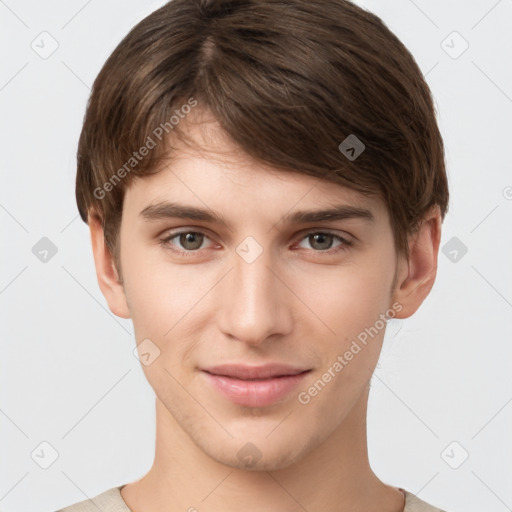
top-left (294, 227), bottom-right (353, 244)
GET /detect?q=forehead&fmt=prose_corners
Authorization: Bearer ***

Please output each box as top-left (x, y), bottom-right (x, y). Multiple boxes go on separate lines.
top-left (122, 112), bottom-right (388, 223)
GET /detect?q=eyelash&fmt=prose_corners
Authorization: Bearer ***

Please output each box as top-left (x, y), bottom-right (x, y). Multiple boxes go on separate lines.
top-left (159, 229), bottom-right (353, 257)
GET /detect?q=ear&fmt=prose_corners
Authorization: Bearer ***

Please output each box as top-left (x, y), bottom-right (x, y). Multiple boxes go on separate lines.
top-left (391, 205), bottom-right (442, 319)
top-left (88, 211), bottom-right (131, 319)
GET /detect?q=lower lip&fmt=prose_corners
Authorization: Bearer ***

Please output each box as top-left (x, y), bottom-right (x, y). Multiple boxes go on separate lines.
top-left (203, 371), bottom-right (310, 407)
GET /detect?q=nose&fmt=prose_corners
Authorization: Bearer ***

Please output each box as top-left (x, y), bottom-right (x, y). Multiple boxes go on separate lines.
top-left (215, 242), bottom-right (293, 346)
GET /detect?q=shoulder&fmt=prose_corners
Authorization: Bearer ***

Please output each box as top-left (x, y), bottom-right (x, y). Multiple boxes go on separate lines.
top-left (55, 485), bottom-right (131, 512)
top-left (402, 488), bottom-right (449, 512)
top-left (55, 485), bottom-right (449, 512)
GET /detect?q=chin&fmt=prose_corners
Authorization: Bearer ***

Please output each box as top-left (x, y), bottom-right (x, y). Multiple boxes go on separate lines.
top-left (199, 425), bottom-right (323, 473)
top-left (214, 444), bottom-right (306, 472)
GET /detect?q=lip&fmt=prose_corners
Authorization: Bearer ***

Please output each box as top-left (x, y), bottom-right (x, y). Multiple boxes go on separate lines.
top-left (202, 364), bottom-right (311, 407)
top-left (202, 363), bottom-right (310, 380)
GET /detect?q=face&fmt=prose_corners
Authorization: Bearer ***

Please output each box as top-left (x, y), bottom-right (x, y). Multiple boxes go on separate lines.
top-left (94, 114), bottom-right (436, 472)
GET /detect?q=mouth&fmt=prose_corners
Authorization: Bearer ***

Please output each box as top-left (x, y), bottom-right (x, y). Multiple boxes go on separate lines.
top-left (201, 364), bottom-right (312, 407)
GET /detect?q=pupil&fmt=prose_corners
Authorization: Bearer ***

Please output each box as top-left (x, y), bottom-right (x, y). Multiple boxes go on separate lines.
top-left (312, 233), bottom-right (331, 250)
top-left (181, 232), bottom-right (202, 250)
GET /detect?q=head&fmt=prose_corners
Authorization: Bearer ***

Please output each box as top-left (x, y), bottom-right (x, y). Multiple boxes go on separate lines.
top-left (77, 0), bottom-right (448, 470)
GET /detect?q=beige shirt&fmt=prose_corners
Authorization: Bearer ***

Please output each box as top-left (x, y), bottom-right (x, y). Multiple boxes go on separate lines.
top-left (56, 485), bottom-right (448, 511)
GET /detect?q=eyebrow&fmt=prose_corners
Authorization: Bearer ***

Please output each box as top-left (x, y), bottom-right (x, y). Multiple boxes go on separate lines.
top-left (139, 201), bottom-right (374, 227)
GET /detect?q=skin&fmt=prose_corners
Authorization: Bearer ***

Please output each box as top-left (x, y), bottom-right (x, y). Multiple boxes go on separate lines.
top-left (89, 110), bottom-right (442, 512)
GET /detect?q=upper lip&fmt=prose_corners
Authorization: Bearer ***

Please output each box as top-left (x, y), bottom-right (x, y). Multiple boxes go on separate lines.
top-left (202, 364), bottom-right (311, 380)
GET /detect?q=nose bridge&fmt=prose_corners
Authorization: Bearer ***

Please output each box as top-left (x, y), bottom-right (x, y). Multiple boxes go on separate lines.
top-left (216, 237), bottom-right (291, 344)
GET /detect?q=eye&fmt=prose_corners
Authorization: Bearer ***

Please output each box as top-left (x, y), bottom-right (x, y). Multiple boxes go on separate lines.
top-left (160, 230), bottom-right (214, 253)
top-left (297, 231), bottom-right (352, 252)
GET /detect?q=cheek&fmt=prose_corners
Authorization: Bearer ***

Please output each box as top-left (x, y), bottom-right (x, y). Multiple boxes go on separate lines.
top-left (122, 246), bottom-right (212, 368)
top-left (293, 262), bottom-right (394, 415)
top-left (292, 255), bottom-right (394, 342)
top-left (124, 261), bottom-right (198, 394)
top-left (121, 239), bottom-right (192, 323)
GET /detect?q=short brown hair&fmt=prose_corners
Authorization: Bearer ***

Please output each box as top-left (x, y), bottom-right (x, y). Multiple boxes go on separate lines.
top-left (75, 0), bottom-right (449, 275)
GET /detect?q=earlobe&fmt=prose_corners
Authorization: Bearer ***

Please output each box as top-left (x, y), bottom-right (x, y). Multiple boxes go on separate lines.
top-left (88, 211), bottom-right (131, 319)
top-left (392, 206), bottom-right (442, 319)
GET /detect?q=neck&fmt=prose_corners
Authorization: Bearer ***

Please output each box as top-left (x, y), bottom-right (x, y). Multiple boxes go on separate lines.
top-left (121, 384), bottom-right (404, 512)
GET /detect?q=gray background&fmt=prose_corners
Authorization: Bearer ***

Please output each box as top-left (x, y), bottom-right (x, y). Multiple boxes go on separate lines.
top-left (1, 1), bottom-right (511, 511)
